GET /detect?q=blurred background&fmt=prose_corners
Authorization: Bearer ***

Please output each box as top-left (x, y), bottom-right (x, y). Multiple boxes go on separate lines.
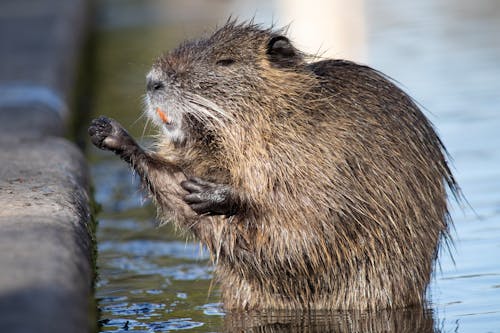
top-left (86, 0), bottom-right (500, 332)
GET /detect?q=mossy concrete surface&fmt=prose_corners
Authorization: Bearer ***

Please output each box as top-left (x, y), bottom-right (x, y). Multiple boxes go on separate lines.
top-left (0, 0), bottom-right (94, 332)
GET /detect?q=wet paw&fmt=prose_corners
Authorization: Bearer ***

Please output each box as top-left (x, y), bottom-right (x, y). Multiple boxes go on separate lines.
top-left (180, 177), bottom-right (237, 216)
top-left (88, 116), bottom-right (129, 152)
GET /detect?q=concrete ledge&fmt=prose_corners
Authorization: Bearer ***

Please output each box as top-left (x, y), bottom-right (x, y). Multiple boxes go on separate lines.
top-left (0, 0), bottom-right (93, 332)
top-left (0, 138), bottom-right (93, 333)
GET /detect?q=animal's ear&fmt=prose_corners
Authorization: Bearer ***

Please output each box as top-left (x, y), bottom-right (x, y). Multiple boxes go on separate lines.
top-left (266, 36), bottom-right (301, 67)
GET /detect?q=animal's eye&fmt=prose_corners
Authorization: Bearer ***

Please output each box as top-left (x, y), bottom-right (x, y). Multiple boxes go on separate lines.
top-left (216, 58), bottom-right (235, 66)
top-left (147, 79), bottom-right (164, 92)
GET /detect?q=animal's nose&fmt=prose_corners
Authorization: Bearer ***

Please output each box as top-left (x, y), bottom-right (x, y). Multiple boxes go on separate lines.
top-left (146, 78), bottom-right (164, 92)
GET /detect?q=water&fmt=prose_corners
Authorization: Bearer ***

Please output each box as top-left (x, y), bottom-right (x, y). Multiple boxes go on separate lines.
top-left (88, 0), bottom-right (500, 332)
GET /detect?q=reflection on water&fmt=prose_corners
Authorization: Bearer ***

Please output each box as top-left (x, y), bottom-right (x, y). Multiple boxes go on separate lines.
top-left (89, 0), bottom-right (500, 332)
top-left (223, 308), bottom-right (436, 333)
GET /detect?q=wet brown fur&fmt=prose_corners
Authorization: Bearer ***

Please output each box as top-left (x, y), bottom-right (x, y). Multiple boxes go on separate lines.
top-left (118, 21), bottom-right (458, 310)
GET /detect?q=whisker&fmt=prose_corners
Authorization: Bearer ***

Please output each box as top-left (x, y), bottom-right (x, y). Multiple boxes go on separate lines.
top-left (186, 93), bottom-right (233, 120)
top-left (131, 95), bottom-right (150, 128)
top-left (141, 117), bottom-right (151, 141)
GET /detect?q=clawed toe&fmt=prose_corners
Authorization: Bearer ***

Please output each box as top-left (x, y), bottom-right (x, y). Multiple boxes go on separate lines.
top-left (181, 177), bottom-right (236, 216)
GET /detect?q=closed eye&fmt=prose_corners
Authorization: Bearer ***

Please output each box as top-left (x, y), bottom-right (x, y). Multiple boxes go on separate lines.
top-left (216, 58), bottom-right (235, 66)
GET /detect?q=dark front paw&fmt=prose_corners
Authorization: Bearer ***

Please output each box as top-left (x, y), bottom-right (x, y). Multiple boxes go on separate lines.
top-left (181, 177), bottom-right (238, 216)
top-left (88, 116), bottom-right (134, 153)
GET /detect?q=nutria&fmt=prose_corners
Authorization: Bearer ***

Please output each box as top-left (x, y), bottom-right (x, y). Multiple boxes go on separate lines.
top-left (88, 21), bottom-right (458, 311)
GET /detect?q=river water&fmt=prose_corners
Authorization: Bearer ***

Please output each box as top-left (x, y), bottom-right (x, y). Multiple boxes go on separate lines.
top-left (88, 0), bottom-right (500, 332)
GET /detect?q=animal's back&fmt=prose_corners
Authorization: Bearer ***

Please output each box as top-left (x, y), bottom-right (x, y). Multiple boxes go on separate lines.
top-left (293, 59), bottom-right (456, 309)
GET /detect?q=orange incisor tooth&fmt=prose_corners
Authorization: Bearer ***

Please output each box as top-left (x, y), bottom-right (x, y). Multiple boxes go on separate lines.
top-left (156, 107), bottom-right (169, 123)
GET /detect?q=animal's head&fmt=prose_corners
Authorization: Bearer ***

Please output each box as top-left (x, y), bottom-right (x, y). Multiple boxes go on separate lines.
top-left (145, 21), bottom-right (307, 144)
